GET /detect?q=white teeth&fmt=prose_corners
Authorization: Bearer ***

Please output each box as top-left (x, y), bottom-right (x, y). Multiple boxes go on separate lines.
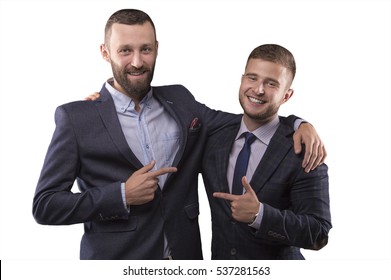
top-left (249, 97), bottom-right (265, 104)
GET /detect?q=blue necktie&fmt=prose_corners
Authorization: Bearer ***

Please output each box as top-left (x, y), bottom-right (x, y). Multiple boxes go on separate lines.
top-left (232, 132), bottom-right (256, 195)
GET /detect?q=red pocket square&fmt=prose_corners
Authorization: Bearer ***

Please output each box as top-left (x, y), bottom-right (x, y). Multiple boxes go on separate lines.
top-left (189, 117), bottom-right (201, 129)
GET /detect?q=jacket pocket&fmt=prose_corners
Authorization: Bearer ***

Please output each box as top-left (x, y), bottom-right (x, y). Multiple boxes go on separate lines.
top-left (184, 203), bottom-right (199, 220)
top-left (91, 216), bottom-right (138, 233)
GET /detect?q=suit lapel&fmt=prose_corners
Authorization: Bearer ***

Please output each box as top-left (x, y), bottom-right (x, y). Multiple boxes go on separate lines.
top-left (153, 88), bottom-right (188, 168)
top-left (95, 86), bottom-right (143, 169)
top-left (211, 126), bottom-right (239, 212)
top-left (216, 126), bottom-right (239, 193)
top-left (250, 122), bottom-right (293, 194)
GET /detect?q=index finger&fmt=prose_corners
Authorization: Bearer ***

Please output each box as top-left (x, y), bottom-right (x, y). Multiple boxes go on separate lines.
top-left (213, 192), bottom-right (238, 202)
top-left (148, 166), bottom-right (177, 178)
top-left (293, 132), bottom-right (303, 155)
top-left (301, 138), bottom-right (314, 169)
top-left (134, 160), bottom-right (157, 175)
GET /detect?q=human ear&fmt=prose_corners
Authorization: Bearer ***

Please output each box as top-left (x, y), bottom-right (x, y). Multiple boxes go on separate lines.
top-left (282, 89), bottom-right (294, 103)
top-left (100, 44), bottom-right (110, 62)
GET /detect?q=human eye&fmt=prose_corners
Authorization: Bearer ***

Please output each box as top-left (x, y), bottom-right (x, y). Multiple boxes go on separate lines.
top-left (246, 74), bottom-right (257, 82)
top-left (266, 80), bottom-right (278, 88)
top-left (141, 46), bottom-right (153, 54)
top-left (119, 48), bottom-right (131, 55)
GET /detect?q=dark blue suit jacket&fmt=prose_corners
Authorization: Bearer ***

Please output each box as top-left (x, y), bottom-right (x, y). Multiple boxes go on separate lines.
top-left (202, 118), bottom-right (332, 259)
top-left (33, 84), bottom-right (239, 259)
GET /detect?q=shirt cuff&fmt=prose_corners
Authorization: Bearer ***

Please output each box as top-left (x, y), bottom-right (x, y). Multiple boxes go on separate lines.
top-left (249, 202), bottom-right (264, 229)
top-left (121, 182), bottom-right (130, 212)
top-left (293, 119), bottom-right (307, 131)
top-left (294, 118), bottom-right (305, 131)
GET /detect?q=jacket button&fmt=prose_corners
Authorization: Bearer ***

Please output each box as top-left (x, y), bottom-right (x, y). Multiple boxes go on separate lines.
top-left (230, 248), bottom-right (237, 255)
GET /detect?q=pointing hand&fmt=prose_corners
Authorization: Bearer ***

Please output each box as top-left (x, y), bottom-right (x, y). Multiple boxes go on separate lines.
top-left (125, 160), bottom-right (177, 205)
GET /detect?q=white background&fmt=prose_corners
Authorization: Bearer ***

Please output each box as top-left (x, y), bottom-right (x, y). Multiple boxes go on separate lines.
top-left (1, 0), bottom-right (390, 278)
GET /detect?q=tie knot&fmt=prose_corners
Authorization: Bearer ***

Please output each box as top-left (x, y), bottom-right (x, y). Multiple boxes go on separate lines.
top-left (243, 132), bottom-right (256, 146)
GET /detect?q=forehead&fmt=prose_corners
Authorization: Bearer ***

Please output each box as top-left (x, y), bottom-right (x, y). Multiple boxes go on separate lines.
top-left (108, 22), bottom-right (156, 46)
top-left (245, 58), bottom-right (289, 78)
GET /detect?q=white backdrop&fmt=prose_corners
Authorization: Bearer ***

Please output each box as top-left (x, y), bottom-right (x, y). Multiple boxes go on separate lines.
top-left (1, 0), bottom-right (390, 278)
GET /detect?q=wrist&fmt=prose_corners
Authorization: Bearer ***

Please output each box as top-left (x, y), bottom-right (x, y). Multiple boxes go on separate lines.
top-left (251, 212), bottom-right (259, 223)
top-left (250, 202), bottom-right (261, 224)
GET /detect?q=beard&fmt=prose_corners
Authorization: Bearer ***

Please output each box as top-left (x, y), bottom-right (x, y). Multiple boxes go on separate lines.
top-left (111, 62), bottom-right (155, 99)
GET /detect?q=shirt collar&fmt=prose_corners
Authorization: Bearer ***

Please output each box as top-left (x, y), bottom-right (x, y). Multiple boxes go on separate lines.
top-left (236, 116), bottom-right (280, 145)
top-left (105, 79), bottom-right (153, 113)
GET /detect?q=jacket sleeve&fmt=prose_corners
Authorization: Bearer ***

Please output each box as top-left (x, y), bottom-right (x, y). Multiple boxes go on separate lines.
top-left (196, 101), bottom-right (241, 136)
top-left (32, 106), bottom-right (129, 225)
top-left (280, 115), bottom-right (301, 129)
top-left (255, 163), bottom-right (332, 250)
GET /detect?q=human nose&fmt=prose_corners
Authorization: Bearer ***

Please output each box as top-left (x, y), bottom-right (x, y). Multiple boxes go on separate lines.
top-left (253, 82), bottom-right (265, 95)
top-left (131, 51), bottom-right (143, 69)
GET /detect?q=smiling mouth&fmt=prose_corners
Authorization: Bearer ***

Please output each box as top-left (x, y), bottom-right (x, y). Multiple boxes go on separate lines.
top-left (127, 70), bottom-right (147, 76)
top-left (248, 96), bottom-right (266, 104)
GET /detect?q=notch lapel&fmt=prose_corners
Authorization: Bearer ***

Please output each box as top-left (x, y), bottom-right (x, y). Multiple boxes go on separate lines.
top-left (250, 124), bottom-right (293, 194)
top-left (215, 127), bottom-right (238, 194)
top-left (211, 126), bottom-right (239, 212)
top-left (152, 88), bottom-right (188, 168)
top-left (95, 87), bottom-right (143, 169)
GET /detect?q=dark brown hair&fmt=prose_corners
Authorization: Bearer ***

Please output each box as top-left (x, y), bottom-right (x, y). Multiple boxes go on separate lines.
top-left (248, 44), bottom-right (296, 81)
top-left (104, 9), bottom-right (157, 44)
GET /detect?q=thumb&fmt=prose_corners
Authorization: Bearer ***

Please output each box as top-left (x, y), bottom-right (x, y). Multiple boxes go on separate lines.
top-left (293, 132), bottom-right (302, 154)
top-left (242, 176), bottom-right (255, 194)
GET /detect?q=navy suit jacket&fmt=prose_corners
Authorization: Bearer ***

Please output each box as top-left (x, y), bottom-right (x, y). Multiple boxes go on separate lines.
top-left (33, 84), bottom-right (239, 260)
top-left (202, 117), bottom-right (332, 259)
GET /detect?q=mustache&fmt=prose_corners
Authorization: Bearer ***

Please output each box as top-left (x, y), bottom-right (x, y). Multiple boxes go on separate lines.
top-left (125, 66), bottom-right (150, 73)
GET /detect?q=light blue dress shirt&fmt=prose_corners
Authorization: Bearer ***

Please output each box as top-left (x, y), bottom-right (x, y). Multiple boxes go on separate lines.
top-left (106, 81), bottom-right (180, 188)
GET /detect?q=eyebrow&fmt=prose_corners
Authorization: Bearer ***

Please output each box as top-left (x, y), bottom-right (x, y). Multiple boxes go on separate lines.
top-left (244, 72), bottom-right (258, 77)
top-left (117, 43), bottom-right (154, 49)
top-left (244, 73), bottom-right (280, 84)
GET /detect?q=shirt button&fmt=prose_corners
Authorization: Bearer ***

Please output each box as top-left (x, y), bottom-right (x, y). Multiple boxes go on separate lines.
top-left (146, 145), bottom-right (149, 149)
top-left (230, 248), bottom-right (237, 255)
